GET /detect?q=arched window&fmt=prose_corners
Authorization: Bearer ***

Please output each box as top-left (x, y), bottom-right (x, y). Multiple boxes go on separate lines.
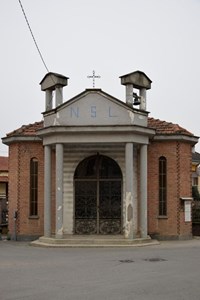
top-left (30, 158), bottom-right (38, 216)
top-left (159, 156), bottom-right (167, 216)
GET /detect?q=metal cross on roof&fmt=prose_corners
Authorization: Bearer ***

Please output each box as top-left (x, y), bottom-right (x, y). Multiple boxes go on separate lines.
top-left (87, 70), bottom-right (101, 88)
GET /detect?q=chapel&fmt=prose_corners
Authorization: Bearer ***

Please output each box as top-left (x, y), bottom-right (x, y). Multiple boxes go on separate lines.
top-left (2, 70), bottom-right (199, 243)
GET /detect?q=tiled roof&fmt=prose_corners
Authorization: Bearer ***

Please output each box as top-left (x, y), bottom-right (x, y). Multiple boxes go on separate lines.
top-left (6, 121), bottom-right (44, 137)
top-left (148, 117), bottom-right (193, 136)
top-left (5, 118), bottom-right (194, 138)
top-left (0, 156), bottom-right (8, 171)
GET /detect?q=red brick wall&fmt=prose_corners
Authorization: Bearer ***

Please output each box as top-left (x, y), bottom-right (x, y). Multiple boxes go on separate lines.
top-left (8, 142), bottom-right (45, 239)
top-left (148, 140), bottom-right (192, 239)
top-left (8, 138), bottom-right (193, 240)
top-left (178, 142), bottom-right (192, 237)
top-left (8, 144), bottom-right (19, 237)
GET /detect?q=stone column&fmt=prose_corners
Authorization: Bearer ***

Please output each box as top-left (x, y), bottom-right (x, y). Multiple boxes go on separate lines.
top-left (45, 90), bottom-right (53, 111)
top-left (125, 84), bottom-right (133, 107)
top-left (55, 87), bottom-right (63, 107)
top-left (140, 144), bottom-right (148, 238)
top-left (125, 143), bottom-right (137, 239)
top-left (55, 143), bottom-right (64, 238)
top-left (139, 88), bottom-right (146, 111)
top-left (44, 145), bottom-right (51, 237)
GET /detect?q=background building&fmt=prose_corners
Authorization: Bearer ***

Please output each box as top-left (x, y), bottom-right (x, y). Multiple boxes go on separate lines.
top-left (192, 151), bottom-right (200, 194)
top-left (0, 156), bottom-right (8, 234)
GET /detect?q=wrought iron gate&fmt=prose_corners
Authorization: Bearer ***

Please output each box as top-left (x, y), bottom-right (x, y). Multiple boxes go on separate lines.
top-left (74, 155), bottom-right (122, 234)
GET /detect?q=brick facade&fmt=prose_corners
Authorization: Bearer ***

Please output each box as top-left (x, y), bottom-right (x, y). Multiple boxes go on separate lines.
top-left (8, 142), bottom-right (45, 240)
top-left (7, 137), bottom-right (194, 240)
top-left (148, 141), bottom-right (193, 239)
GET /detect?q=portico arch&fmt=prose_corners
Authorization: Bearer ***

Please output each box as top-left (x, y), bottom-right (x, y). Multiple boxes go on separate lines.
top-left (74, 154), bottom-right (122, 234)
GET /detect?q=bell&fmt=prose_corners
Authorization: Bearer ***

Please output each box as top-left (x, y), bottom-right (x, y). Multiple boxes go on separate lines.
top-left (133, 92), bottom-right (140, 106)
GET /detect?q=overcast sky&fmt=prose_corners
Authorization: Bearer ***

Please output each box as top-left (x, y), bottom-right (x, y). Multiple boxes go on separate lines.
top-left (1, 0), bottom-right (200, 155)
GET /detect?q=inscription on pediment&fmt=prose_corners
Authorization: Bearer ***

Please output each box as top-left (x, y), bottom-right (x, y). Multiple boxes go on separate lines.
top-left (43, 92), bottom-right (147, 127)
top-left (70, 106), bottom-right (119, 119)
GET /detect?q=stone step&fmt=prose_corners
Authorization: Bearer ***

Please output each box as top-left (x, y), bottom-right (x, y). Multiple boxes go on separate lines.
top-left (31, 235), bottom-right (159, 248)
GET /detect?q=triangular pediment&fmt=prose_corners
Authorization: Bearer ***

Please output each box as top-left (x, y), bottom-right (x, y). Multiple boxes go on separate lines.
top-left (43, 89), bottom-right (148, 127)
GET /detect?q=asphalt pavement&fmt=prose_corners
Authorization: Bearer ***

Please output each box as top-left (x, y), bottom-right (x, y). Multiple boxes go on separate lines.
top-left (0, 238), bottom-right (200, 300)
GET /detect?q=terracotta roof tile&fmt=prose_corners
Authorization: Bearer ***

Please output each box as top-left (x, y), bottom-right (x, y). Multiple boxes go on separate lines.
top-left (5, 118), bottom-right (194, 138)
top-left (148, 117), bottom-right (193, 136)
top-left (6, 121), bottom-right (44, 137)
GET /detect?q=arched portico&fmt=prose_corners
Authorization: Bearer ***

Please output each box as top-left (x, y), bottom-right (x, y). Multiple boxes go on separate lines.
top-left (74, 154), bottom-right (122, 235)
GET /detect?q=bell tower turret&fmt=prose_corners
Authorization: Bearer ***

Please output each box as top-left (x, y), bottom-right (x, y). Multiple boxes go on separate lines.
top-left (40, 72), bottom-right (69, 111)
top-left (120, 71), bottom-right (152, 111)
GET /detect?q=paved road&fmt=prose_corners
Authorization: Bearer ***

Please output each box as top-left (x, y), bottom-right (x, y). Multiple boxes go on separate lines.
top-left (0, 239), bottom-right (200, 300)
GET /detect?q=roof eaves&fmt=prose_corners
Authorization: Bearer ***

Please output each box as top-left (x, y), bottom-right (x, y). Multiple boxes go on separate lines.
top-left (152, 134), bottom-right (199, 144)
top-left (2, 136), bottom-right (42, 145)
